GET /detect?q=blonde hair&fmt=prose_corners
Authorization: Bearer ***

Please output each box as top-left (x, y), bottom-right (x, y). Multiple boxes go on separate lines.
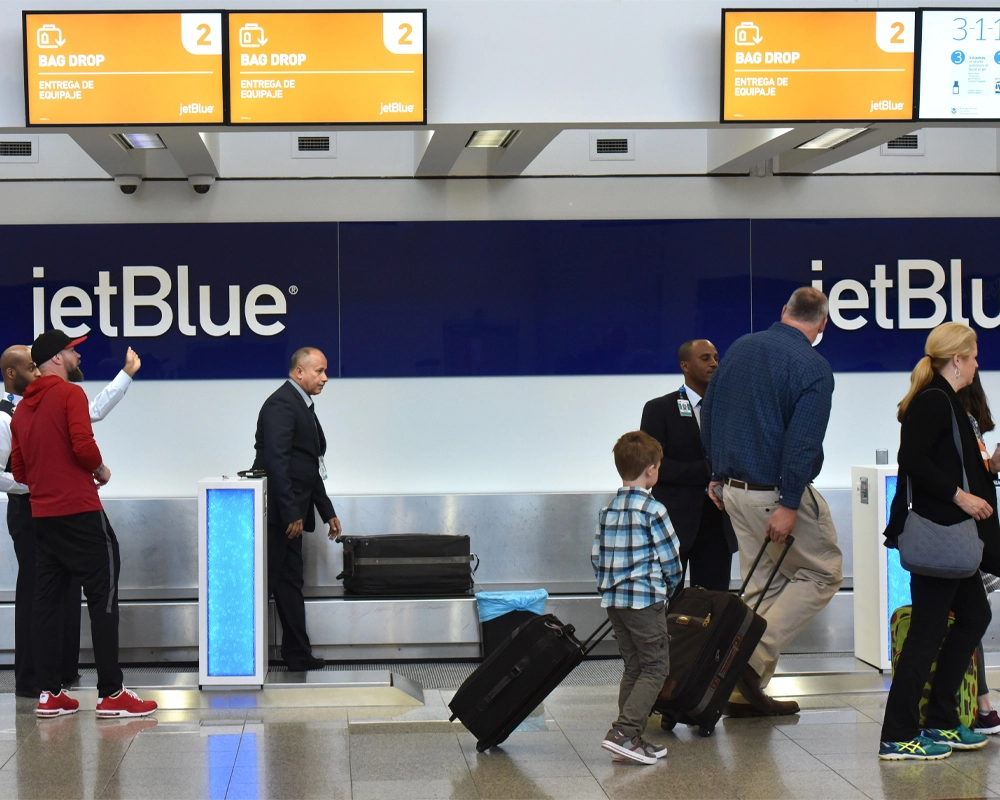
top-left (897, 322), bottom-right (977, 421)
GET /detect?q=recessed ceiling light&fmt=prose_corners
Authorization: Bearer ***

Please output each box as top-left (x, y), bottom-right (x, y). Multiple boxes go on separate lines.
top-left (466, 130), bottom-right (519, 148)
top-left (111, 133), bottom-right (166, 150)
top-left (796, 128), bottom-right (868, 150)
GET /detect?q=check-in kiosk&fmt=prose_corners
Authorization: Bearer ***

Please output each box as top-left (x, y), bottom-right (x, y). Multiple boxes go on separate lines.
top-left (852, 465), bottom-right (911, 670)
top-left (198, 477), bottom-right (268, 687)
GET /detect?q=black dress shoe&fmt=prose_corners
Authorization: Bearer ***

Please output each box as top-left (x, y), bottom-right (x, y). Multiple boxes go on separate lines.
top-left (286, 656), bottom-right (325, 672)
top-left (15, 685), bottom-right (39, 699)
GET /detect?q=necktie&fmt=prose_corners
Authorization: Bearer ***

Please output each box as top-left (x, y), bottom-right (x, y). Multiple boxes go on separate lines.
top-left (309, 404), bottom-right (326, 454)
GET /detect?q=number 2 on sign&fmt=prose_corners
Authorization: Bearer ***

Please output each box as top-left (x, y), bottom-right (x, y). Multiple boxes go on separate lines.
top-left (890, 21), bottom-right (905, 44)
top-left (197, 23), bottom-right (211, 46)
top-left (398, 23), bottom-right (413, 45)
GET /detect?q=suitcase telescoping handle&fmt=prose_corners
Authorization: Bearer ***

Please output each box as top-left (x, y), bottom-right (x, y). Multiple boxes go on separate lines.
top-left (581, 618), bottom-right (614, 657)
top-left (738, 535), bottom-right (794, 614)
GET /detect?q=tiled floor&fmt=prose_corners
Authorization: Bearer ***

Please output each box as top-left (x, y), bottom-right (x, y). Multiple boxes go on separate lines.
top-left (0, 686), bottom-right (998, 799)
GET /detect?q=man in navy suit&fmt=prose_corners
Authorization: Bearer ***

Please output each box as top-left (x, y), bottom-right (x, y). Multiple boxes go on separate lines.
top-left (252, 347), bottom-right (342, 671)
top-left (640, 340), bottom-right (735, 591)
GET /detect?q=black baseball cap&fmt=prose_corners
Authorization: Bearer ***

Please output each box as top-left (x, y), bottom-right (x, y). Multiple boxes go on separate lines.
top-left (31, 330), bottom-right (87, 368)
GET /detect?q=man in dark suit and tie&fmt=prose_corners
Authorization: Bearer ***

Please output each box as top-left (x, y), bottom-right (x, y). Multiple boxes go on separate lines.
top-left (252, 347), bottom-right (342, 671)
top-left (640, 339), bottom-right (735, 591)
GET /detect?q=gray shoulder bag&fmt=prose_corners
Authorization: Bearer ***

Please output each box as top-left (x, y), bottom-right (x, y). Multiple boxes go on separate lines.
top-left (898, 389), bottom-right (984, 579)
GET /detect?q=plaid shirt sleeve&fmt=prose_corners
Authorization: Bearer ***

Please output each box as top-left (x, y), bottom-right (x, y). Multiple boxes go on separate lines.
top-left (651, 509), bottom-right (682, 597)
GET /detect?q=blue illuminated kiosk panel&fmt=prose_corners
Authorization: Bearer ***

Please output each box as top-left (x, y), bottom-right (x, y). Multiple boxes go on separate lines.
top-left (199, 477), bottom-right (268, 687)
top-left (852, 465), bottom-right (908, 671)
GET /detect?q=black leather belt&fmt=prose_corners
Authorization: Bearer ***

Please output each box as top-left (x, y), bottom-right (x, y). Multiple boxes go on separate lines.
top-left (724, 478), bottom-right (779, 492)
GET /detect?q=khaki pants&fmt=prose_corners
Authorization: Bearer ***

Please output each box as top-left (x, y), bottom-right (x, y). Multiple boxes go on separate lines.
top-left (723, 484), bottom-right (842, 691)
top-left (606, 602), bottom-right (668, 737)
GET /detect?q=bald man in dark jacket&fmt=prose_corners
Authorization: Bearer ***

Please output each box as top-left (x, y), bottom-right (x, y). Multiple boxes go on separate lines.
top-left (252, 347), bottom-right (341, 671)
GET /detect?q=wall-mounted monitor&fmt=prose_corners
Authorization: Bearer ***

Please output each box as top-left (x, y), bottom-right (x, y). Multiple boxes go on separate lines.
top-left (721, 9), bottom-right (916, 122)
top-left (918, 9), bottom-right (1000, 120)
top-left (227, 10), bottom-right (425, 124)
top-left (23, 11), bottom-right (225, 126)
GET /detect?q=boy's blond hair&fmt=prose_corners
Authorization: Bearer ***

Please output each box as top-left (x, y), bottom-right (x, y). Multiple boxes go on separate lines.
top-left (613, 431), bottom-right (663, 481)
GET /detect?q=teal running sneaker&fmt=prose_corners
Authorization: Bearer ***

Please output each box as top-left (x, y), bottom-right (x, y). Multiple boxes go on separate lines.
top-left (923, 725), bottom-right (989, 751)
top-left (878, 735), bottom-right (952, 760)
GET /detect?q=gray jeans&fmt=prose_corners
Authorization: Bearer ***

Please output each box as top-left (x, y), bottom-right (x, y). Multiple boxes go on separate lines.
top-left (606, 601), bottom-right (669, 737)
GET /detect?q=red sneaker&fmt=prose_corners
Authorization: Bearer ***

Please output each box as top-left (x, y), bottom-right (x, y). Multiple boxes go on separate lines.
top-left (95, 687), bottom-right (157, 718)
top-left (36, 690), bottom-right (79, 718)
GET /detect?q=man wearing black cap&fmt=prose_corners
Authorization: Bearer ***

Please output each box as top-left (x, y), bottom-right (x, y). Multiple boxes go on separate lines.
top-left (10, 330), bottom-right (156, 718)
top-left (1, 340), bottom-right (140, 699)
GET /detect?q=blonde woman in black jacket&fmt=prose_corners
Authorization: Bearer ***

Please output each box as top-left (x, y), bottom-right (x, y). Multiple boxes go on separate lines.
top-left (880, 322), bottom-right (998, 761)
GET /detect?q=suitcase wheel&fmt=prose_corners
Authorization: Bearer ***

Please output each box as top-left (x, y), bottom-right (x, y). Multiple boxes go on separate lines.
top-left (659, 715), bottom-right (677, 732)
top-left (698, 724), bottom-right (714, 738)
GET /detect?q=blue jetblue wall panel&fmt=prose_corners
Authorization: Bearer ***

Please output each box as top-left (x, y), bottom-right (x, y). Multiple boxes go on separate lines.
top-left (0, 223), bottom-right (339, 381)
top-left (752, 219), bottom-right (1000, 372)
top-left (337, 220), bottom-right (752, 377)
top-left (3, 217), bottom-right (999, 378)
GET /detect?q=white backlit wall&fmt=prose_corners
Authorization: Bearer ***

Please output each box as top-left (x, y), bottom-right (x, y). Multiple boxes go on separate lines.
top-left (74, 371), bottom-right (1000, 498)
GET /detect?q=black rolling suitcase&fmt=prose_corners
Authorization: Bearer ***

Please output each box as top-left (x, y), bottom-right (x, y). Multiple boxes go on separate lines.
top-left (653, 536), bottom-right (794, 737)
top-left (337, 534), bottom-right (479, 595)
top-left (449, 614), bottom-right (612, 751)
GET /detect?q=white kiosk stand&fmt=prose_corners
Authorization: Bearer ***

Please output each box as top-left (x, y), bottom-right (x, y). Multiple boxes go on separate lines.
top-left (852, 465), bottom-right (912, 670)
top-left (198, 477), bottom-right (268, 688)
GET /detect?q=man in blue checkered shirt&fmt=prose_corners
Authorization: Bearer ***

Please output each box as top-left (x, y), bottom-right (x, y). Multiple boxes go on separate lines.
top-left (701, 286), bottom-right (843, 719)
top-left (593, 430), bottom-right (682, 765)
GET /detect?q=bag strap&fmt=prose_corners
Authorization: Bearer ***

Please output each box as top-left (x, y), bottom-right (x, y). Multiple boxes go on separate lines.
top-left (906, 388), bottom-right (969, 509)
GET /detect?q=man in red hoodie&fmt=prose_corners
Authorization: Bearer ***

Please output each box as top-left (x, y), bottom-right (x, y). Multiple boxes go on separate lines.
top-left (10, 330), bottom-right (156, 719)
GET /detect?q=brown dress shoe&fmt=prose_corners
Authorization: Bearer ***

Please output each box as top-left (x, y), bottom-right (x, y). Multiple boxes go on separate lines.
top-left (735, 665), bottom-right (800, 716)
top-left (767, 698), bottom-right (800, 716)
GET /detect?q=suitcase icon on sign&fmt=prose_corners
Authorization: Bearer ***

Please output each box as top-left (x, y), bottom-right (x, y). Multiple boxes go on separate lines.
top-left (37, 24), bottom-right (63, 49)
top-left (735, 21), bottom-right (760, 46)
top-left (239, 23), bottom-right (266, 48)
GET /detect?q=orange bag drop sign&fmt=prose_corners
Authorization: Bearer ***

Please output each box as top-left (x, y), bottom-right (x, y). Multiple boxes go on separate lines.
top-left (722, 11), bottom-right (916, 122)
top-left (25, 13), bottom-right (224, 125)
top-left (228, 12), bottom-right (426, 124)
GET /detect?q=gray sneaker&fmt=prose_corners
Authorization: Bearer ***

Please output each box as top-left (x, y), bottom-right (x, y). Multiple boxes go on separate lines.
top-left (601, 728), bottom-right (658, 765)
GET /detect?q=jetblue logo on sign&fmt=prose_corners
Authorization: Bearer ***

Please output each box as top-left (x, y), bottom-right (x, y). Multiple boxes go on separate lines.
top-left (1, 221), bottom-right (339, 381)
top-left (812, 259), bottom-right (1000, 332)
top-left (32, 266), bottom-right (288, 338)
top-left (752, 218), bottom-right (1000, 372)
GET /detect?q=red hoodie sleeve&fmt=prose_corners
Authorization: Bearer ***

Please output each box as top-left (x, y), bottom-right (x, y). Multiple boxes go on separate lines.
top-left (65, 385), bottom-right (103, 472)
top-left (10, 431), bottom-right (24, 485)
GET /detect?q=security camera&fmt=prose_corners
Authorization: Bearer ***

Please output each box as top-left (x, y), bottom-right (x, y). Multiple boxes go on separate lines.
top-left (114, 175), bottom-right (142, 195)
top-left (188, 175), bottom-right (215, 195)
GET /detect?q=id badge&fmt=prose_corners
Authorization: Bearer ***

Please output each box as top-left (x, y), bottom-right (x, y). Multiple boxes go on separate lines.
top-left (318, 456), bottom-right (329, 480)
top-left (677, 398), bottom-right (693, 417)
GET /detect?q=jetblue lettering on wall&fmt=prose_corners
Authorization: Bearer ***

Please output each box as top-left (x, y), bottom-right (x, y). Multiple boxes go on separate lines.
top-left (752, 219), bottom-right (1000, 372)
top-left (0, 223), bottom-right (338, 380)
top-left (4, 218), bottom-right (999, 379)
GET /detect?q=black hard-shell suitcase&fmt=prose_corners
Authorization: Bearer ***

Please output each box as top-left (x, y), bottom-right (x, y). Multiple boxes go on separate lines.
top-left (652, 536), bottom-right (794, 737)
top-left (337, 534), bottom-right (479, 595)
top-left (449, 614), bottom-right (612, 751)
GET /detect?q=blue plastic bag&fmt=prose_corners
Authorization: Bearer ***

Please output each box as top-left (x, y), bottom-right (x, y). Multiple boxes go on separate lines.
top-left (475, 589), bottom-right (548, 623)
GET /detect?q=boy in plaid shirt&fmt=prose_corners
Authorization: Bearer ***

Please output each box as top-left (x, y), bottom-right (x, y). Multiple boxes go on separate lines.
top-left (593, 430), bottom-right (682, 764)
